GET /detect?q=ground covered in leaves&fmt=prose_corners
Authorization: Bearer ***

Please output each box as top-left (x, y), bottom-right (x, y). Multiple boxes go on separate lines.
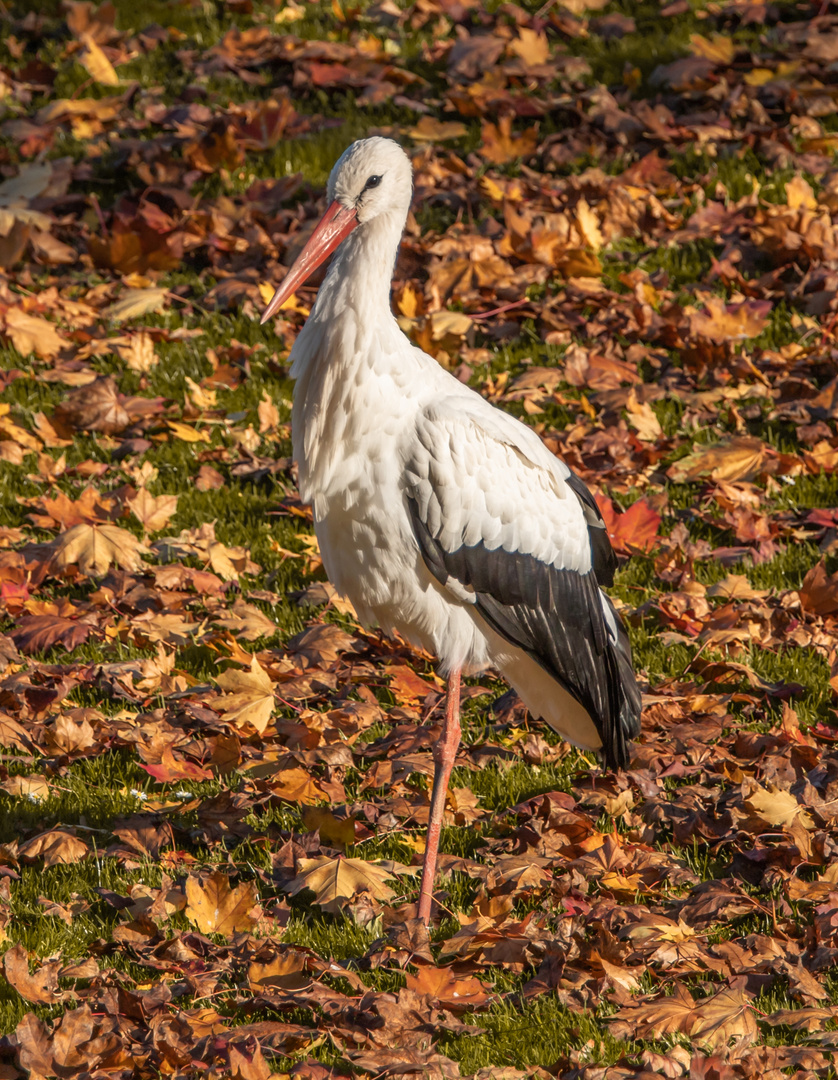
top-left (2, 0), bottom-right (838, 1076)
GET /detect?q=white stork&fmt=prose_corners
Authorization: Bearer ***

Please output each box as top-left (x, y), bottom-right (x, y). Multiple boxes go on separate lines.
top-left (261, 138), bottom-right (641, 923)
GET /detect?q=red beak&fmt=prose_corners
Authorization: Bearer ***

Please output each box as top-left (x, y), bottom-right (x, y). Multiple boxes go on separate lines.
top-left (260, 200), bottom-right (359, 325)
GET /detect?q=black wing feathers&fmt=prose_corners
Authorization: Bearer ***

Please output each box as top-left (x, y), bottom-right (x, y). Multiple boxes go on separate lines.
top-left (565, 470), bottom-right (617, 588)
top-left (408, 497), bottom-right (638, 770)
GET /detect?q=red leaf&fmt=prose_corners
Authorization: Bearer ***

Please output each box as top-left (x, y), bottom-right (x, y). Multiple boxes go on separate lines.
top-left (596, 496), bottom-right (662, 555)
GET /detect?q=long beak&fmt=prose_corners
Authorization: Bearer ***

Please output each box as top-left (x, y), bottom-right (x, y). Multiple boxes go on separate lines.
top-left (260, 200), bottom-right (359, 325)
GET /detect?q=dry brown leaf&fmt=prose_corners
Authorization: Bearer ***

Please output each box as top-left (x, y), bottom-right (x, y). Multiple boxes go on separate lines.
top-left (408, 117), bottom-right (468, 143)
top-left (667, 437), bottom-right (771, 483)
top-left (128, 488), bottom-right (178, 534)
top-left (215, 657), bottom-right (275, 734)
top-left (49, 522), bottom-right (149, 577)
top-left (53, 376), bottom-right (130, 435)
top-left (3, 944), bottom-right (64, 1005)
top-left (184, 870), bottom-right (258, 936)
top-left (115, 332), bottom-right (157, 373)
top-left (4, 307), bottom-right (69, 360)
top-left (745, 782), bottom-right (815, 831)
top-left (19, 829), bottom-right (88, 868)
top-left (286, 856), bottom-right (402, 914)
top-left (479, 116), bottom-right (539, 165)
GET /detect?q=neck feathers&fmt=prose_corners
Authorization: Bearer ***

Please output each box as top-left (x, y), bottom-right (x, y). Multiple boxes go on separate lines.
top-left (288, 207), bottom-right (407, 499)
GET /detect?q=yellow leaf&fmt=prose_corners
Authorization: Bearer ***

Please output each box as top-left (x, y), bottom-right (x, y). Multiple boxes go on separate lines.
top-left (689, 33), bottom-right (734, 65)
top-left (746, 782), bottom-right (815, 830)
top-left (508, 27), bottom-right (550, 67)
top-left (625, 388), bottom-right (663, 442)
top-left (786, 174), bottom-right (817, 211)
top-left (408, 116), bottom-right (468, 143)
top-left (49, 523), bottom-right (149, 577)
top-left (115, 332), bottom-right (157, 373)
top-left (167, 420), bottom-right (211, 444)
top-left (286, 856), bottom-right (403, 914)
top-left (104, 287), bottom-right (169, 322)
top-left (128, 488), bottom-right (178, 534)
top-left (4, 307), bottom-right (69, 360)
top-left (667, 436), bottom-right (771, 484)
top-left (78, 33), bottom-right (119, 86)
top-left (215, 657), bottom-right (275, 735)
top-left (429, 310), bottom-right (473, 339)
top-left (575, 198), bottom-right (603, 251)
top-left (258, 390), bottom-right (279, 434)
top-left (184, 870), bottom-right (258, 936)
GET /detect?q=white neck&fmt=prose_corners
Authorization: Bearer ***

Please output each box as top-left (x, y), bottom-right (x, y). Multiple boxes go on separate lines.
top-left (288, 205), bottom-right (411, 500)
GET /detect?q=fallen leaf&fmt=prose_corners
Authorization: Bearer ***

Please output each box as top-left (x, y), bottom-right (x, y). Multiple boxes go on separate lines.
top-left (19, 829), bottom-right (88, 868)
top-left (49, 523), bottom-right (149, 577)
top-left (184, 870), bottom-right (258, 936)
top-left (78, 33), bottom-right (119, 85)
top-left (128, 489), bottom-right (178, 534)
top-left (215, 657), bottom-right (275, 734)
top-left (3, 944), bottom-right (63, 1005)
top-left (745, 782), bottom-right (815, 830)
top-left (3, 307), bottom-right (69, 360)
top-left (286, 856), bottom-right (401, 914)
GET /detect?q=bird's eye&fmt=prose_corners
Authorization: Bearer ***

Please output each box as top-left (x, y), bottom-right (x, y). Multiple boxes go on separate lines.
top-left (363, 174), bottom-right (382, 191)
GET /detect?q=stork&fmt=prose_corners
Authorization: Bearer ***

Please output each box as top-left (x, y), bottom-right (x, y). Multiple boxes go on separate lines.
top-left (261, 138), bottom-right (641, 923)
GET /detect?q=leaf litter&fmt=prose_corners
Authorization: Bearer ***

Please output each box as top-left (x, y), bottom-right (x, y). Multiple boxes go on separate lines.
top-left (0, 0), bottom-right (838, 1078)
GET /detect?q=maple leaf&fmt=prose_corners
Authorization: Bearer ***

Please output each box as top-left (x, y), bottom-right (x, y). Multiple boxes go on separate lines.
top-left (128, 488), bottom-right (178, 534)
top-left (610, 983), bottom-right (696, 1041)
top-left (184, 870), bottom-right (259, 936)
top-left (53, 376), bottom-right (130, 435)
top-left (479, 116), bottom-right (539, 165)
top-left (300, 806), bottom-right (357, 849)
top-left (667, 437), bottom-right (772, 484)
top-left (596, 495), bottom-right (662, 554)
top-left (285, 856), bottom-right (402, 914)
top-left (3, 306), bottom-right (69, 360)
top-left (196, 464), bottom-right (225, 491)
top-left (49, 522), bottom-right (149, 577)
top-left (211, 600), bottom-right (277, 642)
top-left (408, 117), bottom-right (468, 143)
top-left (248, 950), bottom-right (312, 991)
top-left (11, 614), bottom-right (93, 655)
top-left (115, 331), bottom-right (157, 373)
top-left (139, 745), bottom-right (213, 784)
top-left (800, 560), bottom-right (838, 616)
top-left (405, 965), bottom-right (491, 1011)
top-left (689, 296), bottom-right (771, 344)
top-left (19, 829), bottom-right (88, 868)
top-left (745, 781), bottom-right (815, 831)
top-left (1, 775), bottom-right (52, 801)
top-left (3, 944), bottom-right (65, 1005)
top-left (508, 27), bottom-right (550, 67)
top-left (288, 622), bottom-right (363, 668)
top-left (215, 657), bottom-right (275, 735)
top-left (688, 987), bottom-right (758, 1048)
top-left (270, 765), bottom-right (331, 805)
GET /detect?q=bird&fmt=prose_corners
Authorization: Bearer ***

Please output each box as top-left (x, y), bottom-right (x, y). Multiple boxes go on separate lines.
top-left (260, 137), bottom-right (641, 924)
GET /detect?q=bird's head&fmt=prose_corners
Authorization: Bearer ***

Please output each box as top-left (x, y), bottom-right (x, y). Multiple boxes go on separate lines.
top-left (260, 137), bottom-right (412, 324)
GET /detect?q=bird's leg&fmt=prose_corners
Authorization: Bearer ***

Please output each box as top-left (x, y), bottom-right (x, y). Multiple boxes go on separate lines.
top-left (417, 668), bottom-right (461, 924)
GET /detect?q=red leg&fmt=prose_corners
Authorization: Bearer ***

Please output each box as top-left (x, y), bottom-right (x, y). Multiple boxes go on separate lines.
top-left (417, 669), bottom-right (461, 924)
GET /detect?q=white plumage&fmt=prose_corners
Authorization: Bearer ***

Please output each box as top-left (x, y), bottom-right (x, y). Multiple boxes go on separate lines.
top-left (261, 137), bottom-right (641, 922)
